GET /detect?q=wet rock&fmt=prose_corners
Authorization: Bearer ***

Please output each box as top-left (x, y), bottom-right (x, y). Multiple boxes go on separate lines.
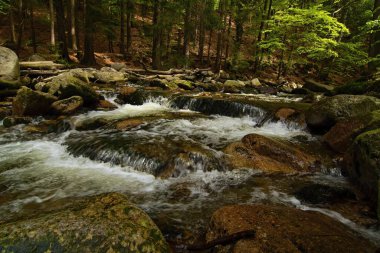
top-left (110, 62), bottom-right (127, 71)
top-left (74, 118), bottom-right (110, 131)
top-left (275, 108), bottom-right (296, 121)
top-left (51, 96), bottom-right (84, 115)
top-left (249, 78), bottom-right (261, 87)
top-left (323, 119), bottom-right (366, 153)
top-left (345, 129), bottom-right (380, 219)
top-left (294, 184), bottom-right (356, 204)
top-left (44, 72), bottom-right (99, 106)
top-left (303, 78), bottom-right (334, 93)
top-left (223, 80), bottom-right (245, 93)
top-left (224, 134), bottom-right (318, 173)
top-left (0, 46), bottom-right (20, 89)
top-left (0, 193), bottom-right (169, 253)
top-left (144, 78), bottom-right (177, 90)
top-left (23, 120), bottom-right (62, 134)
top-left (94, 69), bottom-right (126, 83)
top-left (97, 100), bottom-right (118, 110)
top-left (115, 119), bottom-right (145, 130)
top-left (3, 116), bottom-right (33, 128)
top-left (206, 204), bottom-right (375, 253)
top-left (306, 95), bottom-right (380, 133)
top-left (0, 107), bottom-right (11, 120)
top-left (12, 87), bottom-right (58, 116)
top-left (172, 79), bottom-right (194, 90)
top-left (117, 87), bottom-right (145, 105)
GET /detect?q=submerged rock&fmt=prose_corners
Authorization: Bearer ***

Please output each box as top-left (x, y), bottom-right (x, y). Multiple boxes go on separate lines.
top-left (306, 95), bottom-right (380, 133)
top-left (224, 134), bottom-right (318, 173)
top-left (0, 46), bottom-right (20, 89)
top-left (0, 193), bottom-right (169, 253)
top-left (3, 116), bottom-right (33, 128)
top-left (206, 204), bottom-right (375, 253)
top-left (51, 96), bottom-right (84, 115)
top-left (12, 87), bottom-right (58, 116)
top-left (294, 184), bottom-right (356, 204)
top-left (345, 129), bottom-right (380, 219)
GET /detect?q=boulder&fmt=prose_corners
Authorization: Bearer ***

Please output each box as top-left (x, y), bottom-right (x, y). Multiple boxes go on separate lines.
top-left (305, 95), bottom-right (380, 133)
top-left (3, 116), bottom-right (33, 128)
top-left (97, 100), bottom-right (118, 110)
top-left (110, 62), bottom-right (127, 71)
top-left (94, 70), bottom-right (125, 83)
top-left (206, 204), bottom-right (375, 253)
top-left (0, 46), bottom-right (20, 89)
top-left (115, 119), bottom-right (145, 130)
top-left (249, 78), bottom-right (261, 87)
top-left (223, 80), bottom-right (245, 93)
top-left (117, 87), bottom-right (145, 105)
top-left (224, 134), bottom-right (318, 173)
top-left (303, 78), bottom-right (334, 93)
top-left (346, 129), bottom-right (380, 219)
top-left (45, 72), bottom-right (99, 106)
top-left (0, 193), bottom-right (169, 253)
top-left (172, 79), bottom-right (194, 90)
top-left (12, 87), bottom-right (58, 116)
top-left (28, 54), bottom-right (46, 62)
top-left (51, 96), bottom-right (84, 115)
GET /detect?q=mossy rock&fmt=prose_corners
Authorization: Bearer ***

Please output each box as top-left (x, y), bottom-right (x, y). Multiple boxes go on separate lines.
top-left (333, 81), bottom-right (372, 95)
top-left (0, 193), bottom-right (169, 253)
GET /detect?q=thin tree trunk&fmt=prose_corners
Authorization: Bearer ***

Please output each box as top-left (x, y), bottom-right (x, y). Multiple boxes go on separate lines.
top-left (224, 11), bottom-right (232, 66)
top-left (198, 1), bottom-right (206, 64)
top-left (207, 29), bottom-right (213, 64)
top-left (183, 0), bottom-right (191, 63)
top-left (81, 0), bottom-right (97, 65)
top-left (152, 0), bottom-right (161, 69)
top-left (29, 1), bottom-right (37, 53)
top-left (254, 0), bottom-right (269, 72)
top-left (369, 0), bottom-right (380, 71)
top-left (120, 0), bottom-right (126, 56)
top-left (215, 0), bottom-right (224, 71)
top-left (9, 4), bottom-right (16, 43)
top-left (16, 0), bottom-right (25, 55)
top-left (55, 0), bottom-right (70, 60)
top-left (70, 0), bottom-right (77, 51)
top-left (126, 0), bottom-right (133, 54)
top-left (49, 0), bottom-right (56, 47)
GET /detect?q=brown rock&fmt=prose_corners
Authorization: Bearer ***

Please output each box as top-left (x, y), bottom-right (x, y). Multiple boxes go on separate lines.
top-left (120, 86), bottom-right (137, 96)
top-left (51, 96), bottom-right (84, 115)
top-left (115, 119), bottom-right (144, 130)
top-left (275, 108), bottom-right (296, 121)
top-left (207, 204), bottom-right (375, 253)
top-left (98, 100), bottom-right (118, 110)
top-left (224, 134), bottom-right (317, 173)
top-left (323, 119), bottom-right (366, 153)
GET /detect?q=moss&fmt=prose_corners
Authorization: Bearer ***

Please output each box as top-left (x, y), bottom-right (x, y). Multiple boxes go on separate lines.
top-left (333, 81), bottom-right (372, 95)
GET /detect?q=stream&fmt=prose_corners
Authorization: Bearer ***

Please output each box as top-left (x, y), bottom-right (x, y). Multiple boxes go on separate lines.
top-left (1, 91), bottom-right (379, 249)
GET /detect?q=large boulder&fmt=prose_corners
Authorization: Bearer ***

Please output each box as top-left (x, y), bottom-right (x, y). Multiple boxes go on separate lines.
top-left (51, 96), bottom-right (84, 115)
top-left (345, 129), bottom-right (380, 219)
top-left (224, 134), bottom-right (318, 173)
top-left (12, 87), bottom-right (58, 116)
top-left (94, 68), bottom-right (126, 83)
top-left (223, 80), bottom-right (245, 93)
top-left (0, 193), bottom-right (169, 253)
top-left (206, 204), bottom-right (375, 253)
top-left (306, 95), bottom-right (380, 133)
top-left (0, 46), bottom-right (20, 89)
top-left (44, 72), bottom-right (99, 106)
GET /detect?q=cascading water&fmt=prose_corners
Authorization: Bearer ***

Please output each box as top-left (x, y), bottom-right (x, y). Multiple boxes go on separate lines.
top-left (0, 92), bottom-right (379, 247)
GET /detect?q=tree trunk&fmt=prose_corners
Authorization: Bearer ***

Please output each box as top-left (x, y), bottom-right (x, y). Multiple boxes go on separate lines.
top-left (49, 0), bottom-right (56, 47)
top-left (70, 0), bottom-right (78, 51)
top-left (254, 0), bottom-right (269, 72)
top-left (55, 0), bottom-right (70, 61)
top-left (369, 0), bottom-right (380, 71)
top-left (9, 3), bottom-right (16, 43)
top-left (126, 0), bottom-right (133, 54)
top-left (152, 0), bottom-right (161, 69)
top-left (16, 0), bottom-right (25, 55)
top-left (198, 1), bottom-right (206, 64)
top-left (120, 0), bottom-right (126, 56)
top-left (224, 11), bottom-right (232, 66)
top-left (29, 0), bottom-right (37, 54)
top-left (81, 0), bottom-right (97, 65)
top-left (183, 0), bottom-right (191, 64)
top-left (207, 29), bottom-right (213, 64)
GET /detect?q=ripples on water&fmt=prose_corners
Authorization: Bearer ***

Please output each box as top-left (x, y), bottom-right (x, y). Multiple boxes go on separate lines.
top-left (0, 95), bottom-right (379, 245)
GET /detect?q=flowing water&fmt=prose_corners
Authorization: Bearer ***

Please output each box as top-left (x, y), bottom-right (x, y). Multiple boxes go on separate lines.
top-left (0, 92), bottom-right (379, 248)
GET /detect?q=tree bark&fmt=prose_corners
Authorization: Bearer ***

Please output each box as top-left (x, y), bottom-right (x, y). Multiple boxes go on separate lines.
top-left (16, 0), bottom-right (25, 55)
top-left (126, 0), bottom-right (133, 54)
top-left (152, 0), bottom-right (161, 69)
top-left (369, 0), bottom-right (380, 71)
top-left (120, 0), bottom-right (126, 56)
top-left (49, 0), bottom-right (56, 47)
top-left (55, 0), bottom-right (70, 60)
top-left (183, 0), bottom-right (191, 63)
top-left (29, 0), bottom-right (37, 53)
top-left (9, 3), bottom-right (16, 43)
top-left (254, 0), bottom-right (269, 72)
top-left (70, 0), bottom-right (78, 51)
top-left (81, 0), bottom-right (97, 65)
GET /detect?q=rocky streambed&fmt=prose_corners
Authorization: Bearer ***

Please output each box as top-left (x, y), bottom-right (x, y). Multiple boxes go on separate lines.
top-left (1, 47), bottom-right (380, 252)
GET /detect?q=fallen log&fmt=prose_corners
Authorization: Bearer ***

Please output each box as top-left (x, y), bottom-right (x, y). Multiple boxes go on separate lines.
top-left (20, 69), bottom-right (68, 77)
top-left (19, 61), bottom-right (66, 70)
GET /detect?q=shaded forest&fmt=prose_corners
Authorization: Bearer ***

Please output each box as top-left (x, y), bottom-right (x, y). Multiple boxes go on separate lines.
top-left (0, 0), bottom-right (378, 81)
